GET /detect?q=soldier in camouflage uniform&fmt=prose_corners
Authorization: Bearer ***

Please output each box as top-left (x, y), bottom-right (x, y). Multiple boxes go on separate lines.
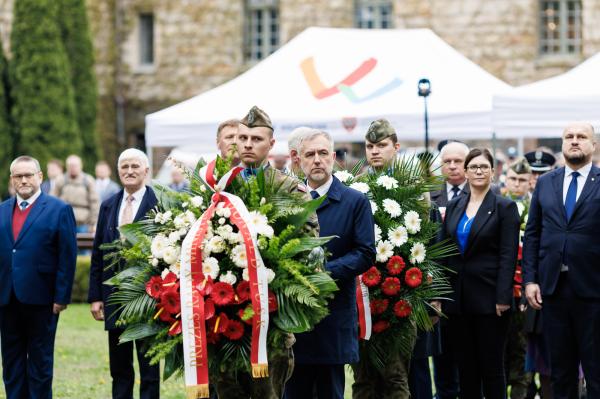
top-left (503, 158), bottom-right (532, 399)
top-left (212, 106), bottom-right (318, 399)
top-left (351, 119), bottom-right (416, 399)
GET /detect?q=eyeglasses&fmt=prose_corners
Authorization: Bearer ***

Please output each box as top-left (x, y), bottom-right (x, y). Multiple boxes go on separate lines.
top-left (466, 164), bottom-right (491, 173)
top-left (11, 173), bottom-right (37, 180)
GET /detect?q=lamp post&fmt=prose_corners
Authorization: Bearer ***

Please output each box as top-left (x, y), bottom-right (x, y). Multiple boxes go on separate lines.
top-left (418, 78), bottom-right (431, 153)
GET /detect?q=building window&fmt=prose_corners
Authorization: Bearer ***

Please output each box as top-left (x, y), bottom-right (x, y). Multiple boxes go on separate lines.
top-left (139, 13), bottom-right (154, 66)
top-left (539, 0), bottom-right (581, 56)
top-left (355, 0), bottom-right (393, 29)
top-left (245, 0), bottom-right (279, 61)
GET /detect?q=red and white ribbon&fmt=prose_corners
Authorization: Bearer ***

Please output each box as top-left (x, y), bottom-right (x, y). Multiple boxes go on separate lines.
top-left (356, 276), bottom-right (372, 340)
top-left (179, 160), bottom-right (270, 398)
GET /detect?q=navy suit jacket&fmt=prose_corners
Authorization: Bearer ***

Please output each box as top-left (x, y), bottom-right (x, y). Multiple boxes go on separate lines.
top-left (0, 192), bottom-right (77, 306)
top-left (441, 190), bottom-right (520, 315)
top-left (88, 187), bottom-right (157, 329)
top-left (523, 165), bottom-right (600, 298)
top-left (294, 176), bottom-right (376, 364)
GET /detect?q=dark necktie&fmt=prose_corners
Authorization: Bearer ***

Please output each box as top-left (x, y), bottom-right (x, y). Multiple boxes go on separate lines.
top-left (20, 201), bottom-right (28, 211)
top-left (310, 190), bottom-right (319, 199)
top-left (564, 171), bottom-right (580, 220)
top-left (450, 185), bottom-right (460, 200)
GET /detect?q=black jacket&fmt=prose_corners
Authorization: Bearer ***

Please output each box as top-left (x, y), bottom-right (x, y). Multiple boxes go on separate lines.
top-left (441, 190), bottom-right (520, 315)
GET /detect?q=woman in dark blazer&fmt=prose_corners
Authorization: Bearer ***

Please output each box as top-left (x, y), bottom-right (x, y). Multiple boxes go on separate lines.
top-left (441, 148), bottom-right (520, 398)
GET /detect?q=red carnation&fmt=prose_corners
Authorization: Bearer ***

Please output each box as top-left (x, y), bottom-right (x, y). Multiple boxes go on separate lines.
top-left (370, 299), bottom-right (389, 315)
top-left (208, 312), bottom-right (229, 334)
top-left (204, 298), bottom-right (216, 320)
top-left (223, 320), bottom-right (245, 340)
top-left (381, 277), bottom-right (401, 296)
top-left (236, 281), bottom-right (251, 303)
top-left (160, 290), bottom-right (181, 315)
top-left (146, 276), bottom-right (163, 299)
top-left (361, 266), bottom-right (382, 288)
top-left (268, 290), bottom-right (278, 313)
top-left (372, 320), bottom-right (390, 333)
top-left (387, 256), bottom-right (406, 276)
top-left (405, 267), bottom-right (423, 288)
top-left (393, 300), bottom-right (412, 318)
top-left (238, 307), bottom-right (253, 325)
top-left (210, 282), bottom-right (235, 306)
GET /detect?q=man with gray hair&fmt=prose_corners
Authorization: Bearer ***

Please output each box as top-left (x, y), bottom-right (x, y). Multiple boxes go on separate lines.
top-left (88, 148), bottom-right (160, 399)
top-left (285, 130), bottom-right (375, 399)
top-left (0, 155), bottom-right (77, 398)
top-left (287, 126), bottom-right (315, 177)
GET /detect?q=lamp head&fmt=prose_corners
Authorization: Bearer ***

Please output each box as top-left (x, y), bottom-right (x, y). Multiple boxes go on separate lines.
top-left (418, 78), bottom-right (431, 97)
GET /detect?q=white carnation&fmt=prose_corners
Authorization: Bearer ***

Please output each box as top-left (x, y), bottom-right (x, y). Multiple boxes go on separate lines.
top-left (182, 202), bottom-right (189, 208)
top-left (334, 170), bottom-right (353, 183)
top-left (376, 175), bottom-right (399, 190)
top-left (169, 262), bottom-right (181, 277)
top-left (151, 234), bottom-right (169, 259)
top-left (383, 198), bottom-right (402, 218)
top-left (162, 245), bottom-right (181, 265)
top-left (151, 258), bottom-right (159, 267)
top-left (216, 225), bottom-right (234, 238)
top-left (231, 244), bottom-right (248, 268)
top-left (161, 268), bottom-right (170, 279)
top-left (202, 257), bottom-right (220, 280)
top-left (389, 225), bottom-right (408, 247)
top-left (163, 210), bottom-right (173, 221)
top-left (376, 240), bottom-right (394, 263)
top-left (219, 270), bottom-right (237, 285)
top-left (216, 206), bottom-right (231, 219)
top-left (404, 211), bottom-right (422, 234)
top-left (349, 182), bottom-right (369, 194)
top-left (190, 196), bottom-right (203, 208)
top-left (183, 210), bottom-right (197, 225)
top-left (207, 235), bottom-right (226, 254)
top-left (168, 231), bottom-right (181, 244)
top-left (242, 268), bottom-right (250, 281)
top-left (154, 212), bottom-right (165, 224)
top-left (410, 242), bottom-right (426, 264)
top-left (218, 218), bottom-right (226, 225)
top-left (173, 214), bottom-right (186, 229)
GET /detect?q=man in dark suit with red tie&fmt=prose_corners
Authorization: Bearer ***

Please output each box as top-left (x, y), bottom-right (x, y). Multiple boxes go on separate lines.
top-left (523, 122), bottom-right (600, 398)
top-left (88, 148), bottom-right (159, 399)
top-left (0, 155), bottom-right (78, 399)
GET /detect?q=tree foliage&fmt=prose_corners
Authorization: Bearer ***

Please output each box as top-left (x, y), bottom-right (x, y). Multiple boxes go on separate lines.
top-left (10, 0), bottom-right (81, 169)
top-left (58, 0), bottom-right (100, 166)
top-left (0, 36), bottom-right (13, 197)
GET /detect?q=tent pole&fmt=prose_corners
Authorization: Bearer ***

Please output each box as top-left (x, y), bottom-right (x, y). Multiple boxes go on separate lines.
top-left (147, 145), bottom-right (154, 179)
top-left (492, 132), bottom-right (498, 169)
top-left (517, 136), bottom-right (524, 156)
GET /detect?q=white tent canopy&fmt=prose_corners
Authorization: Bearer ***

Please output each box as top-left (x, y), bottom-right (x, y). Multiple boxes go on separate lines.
top-left (146, 27), bottom-right (510, 152)
top-left (493, 53), bottom-right (600, 138)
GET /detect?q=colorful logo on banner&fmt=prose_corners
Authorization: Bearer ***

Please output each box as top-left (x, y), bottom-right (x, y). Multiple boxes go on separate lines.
top-left (300, 56), bottom-right (402, 103)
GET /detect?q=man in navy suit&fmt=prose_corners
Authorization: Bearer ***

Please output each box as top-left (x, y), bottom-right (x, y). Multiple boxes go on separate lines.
top-left (285, 130), bottom-right (376, 399)
top-left (0, 155), bottom-right (77, 399)
top-left (88, 148), bottom-right (160, 399)
top-left (523, 122), bottom-right (600, 398)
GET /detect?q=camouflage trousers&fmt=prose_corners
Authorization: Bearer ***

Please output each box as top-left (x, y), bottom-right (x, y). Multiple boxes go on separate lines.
top-left (351, 338), bottom-right (415, 399)
top-left (506, 310), bottom-right (530, 399)
top-left (212, 348), bottom-right (294, 399)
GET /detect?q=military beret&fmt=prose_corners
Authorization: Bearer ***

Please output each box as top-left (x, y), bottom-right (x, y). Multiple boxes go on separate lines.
top-left (524, 150), bottom-right (556, 173)
top-left (240, 106), bottom-right (273, 130)
top-left (509, 157), bottom-right (532, 174)
top-left (365, 119), bottom-right (396, 143)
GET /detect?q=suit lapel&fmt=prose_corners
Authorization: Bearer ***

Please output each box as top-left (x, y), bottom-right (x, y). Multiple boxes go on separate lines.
top-left (15, 194), bottom-right (48, 245)
top-left (109, 191), bottom-right (124, 236)
top-left (133, 188), bottom-right (155, 222)
top-left (465, 190), bottom-right (496, 256)
top-left (570, 166), bottom-right (600, 221)
top-left (2, 198), bottom-right (16, 244)
top-left (446, 194), bottom-right (468, 242)
top-left (552, 168), bottom-right (567, 222)
top-left (318, 177), bottom-right (342, 211)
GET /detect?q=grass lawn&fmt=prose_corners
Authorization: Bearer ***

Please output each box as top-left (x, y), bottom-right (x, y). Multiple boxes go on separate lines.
top-left (0, 304), bottom-right (355, 398)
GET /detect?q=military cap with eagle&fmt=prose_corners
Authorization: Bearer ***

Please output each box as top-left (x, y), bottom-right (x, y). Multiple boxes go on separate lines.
top-left (365, 118), bottom-right (396, 143)
top-left (240, 106), bottom-right (273, 130)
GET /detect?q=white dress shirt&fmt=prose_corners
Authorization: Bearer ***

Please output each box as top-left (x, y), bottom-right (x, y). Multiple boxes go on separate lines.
top-left (16, 189), bottom-right (42, 210)
top-left (118, 187), bottom-right (146, 226)
top-left (446, 181), bottom-right (467, 200)
top-left (562, 162), bottom-right (592, 204)
top-left (310, 176), bottom-right (334, 197)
